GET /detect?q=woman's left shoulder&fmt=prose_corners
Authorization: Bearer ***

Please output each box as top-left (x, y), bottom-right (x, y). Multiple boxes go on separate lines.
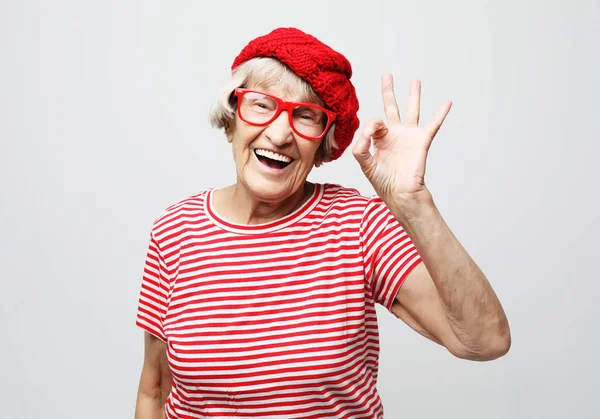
top-left (317, 183), bottom-right (393, 216)
top-left (317, 183), bottom-right (370, 205)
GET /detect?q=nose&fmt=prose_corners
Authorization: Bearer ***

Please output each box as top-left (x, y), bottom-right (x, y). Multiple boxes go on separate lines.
top-left (264, 110), bottom-right (294, 147)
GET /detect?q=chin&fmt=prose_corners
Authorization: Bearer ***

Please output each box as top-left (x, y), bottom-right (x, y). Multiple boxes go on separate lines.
top-left (241, 175), bottom-right (300, 203)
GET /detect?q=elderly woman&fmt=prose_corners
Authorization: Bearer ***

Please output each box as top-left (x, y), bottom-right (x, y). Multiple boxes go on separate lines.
top-left (134, 27), bottom-right (510, 419)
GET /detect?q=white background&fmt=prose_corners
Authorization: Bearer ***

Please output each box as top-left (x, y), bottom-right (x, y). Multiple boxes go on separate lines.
top-left (1, 1), bottom-right (599, 418)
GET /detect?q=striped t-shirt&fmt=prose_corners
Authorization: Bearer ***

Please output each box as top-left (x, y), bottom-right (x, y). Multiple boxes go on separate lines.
top-left (136, 183), bottom-right (422, 419)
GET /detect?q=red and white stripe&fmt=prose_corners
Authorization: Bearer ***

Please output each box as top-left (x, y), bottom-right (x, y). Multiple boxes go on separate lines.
top-left (136, 183), bottom-right (421, 419)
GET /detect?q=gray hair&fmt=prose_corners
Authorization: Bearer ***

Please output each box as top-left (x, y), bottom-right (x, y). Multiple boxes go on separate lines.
top-left (208, 57), bottom-right (337, 163)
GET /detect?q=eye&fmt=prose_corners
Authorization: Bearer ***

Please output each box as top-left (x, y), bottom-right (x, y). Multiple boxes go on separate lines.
top-left (248, 98), bottom-right (276, 112)
top-left (296, 108), bottom-right (322, 123)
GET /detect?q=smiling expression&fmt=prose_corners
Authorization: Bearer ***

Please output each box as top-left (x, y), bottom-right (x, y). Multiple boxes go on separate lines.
top-left (226, 85), bottom-right (326, 205)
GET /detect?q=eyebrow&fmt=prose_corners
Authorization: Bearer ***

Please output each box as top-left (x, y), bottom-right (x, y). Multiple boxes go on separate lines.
top-left (250, 84), bottom-right (320, 105)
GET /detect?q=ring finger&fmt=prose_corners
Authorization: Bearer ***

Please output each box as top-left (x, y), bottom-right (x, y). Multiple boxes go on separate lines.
top-left (405, 79), bottom-right (421, 126)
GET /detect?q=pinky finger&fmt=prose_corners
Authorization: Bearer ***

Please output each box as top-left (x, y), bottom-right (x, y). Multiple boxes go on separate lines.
top-left (425, 100), bottom-right (452, 138)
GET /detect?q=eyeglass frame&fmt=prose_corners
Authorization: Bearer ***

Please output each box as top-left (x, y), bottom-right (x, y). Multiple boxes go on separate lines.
top-left (234, 88), bottom-right (337, 141)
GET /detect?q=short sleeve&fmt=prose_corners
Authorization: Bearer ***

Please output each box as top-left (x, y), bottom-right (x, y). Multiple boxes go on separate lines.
top-left (360, 198), bottom-right (422, 311)
top-left (135, 231), bottom-right (170, 342)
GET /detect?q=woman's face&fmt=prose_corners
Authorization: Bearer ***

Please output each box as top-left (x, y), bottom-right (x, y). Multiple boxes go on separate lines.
top-left (227, 84), bottom-right (324, 204)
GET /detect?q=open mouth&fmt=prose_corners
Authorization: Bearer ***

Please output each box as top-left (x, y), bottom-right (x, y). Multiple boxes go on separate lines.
top-left (254, 149), bottom-right (294, 170)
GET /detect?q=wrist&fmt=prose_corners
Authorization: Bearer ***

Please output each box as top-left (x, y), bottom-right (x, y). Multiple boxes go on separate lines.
top-left (387, 188), bottom-right (437, 225)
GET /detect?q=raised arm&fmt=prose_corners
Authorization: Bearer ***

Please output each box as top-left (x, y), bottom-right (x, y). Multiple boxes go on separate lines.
top-left (353, 75), bottom-right (510, 360)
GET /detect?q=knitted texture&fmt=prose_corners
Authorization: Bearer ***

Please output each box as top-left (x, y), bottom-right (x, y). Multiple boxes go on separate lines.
top-left (232, 27), bottom-right (360, 161)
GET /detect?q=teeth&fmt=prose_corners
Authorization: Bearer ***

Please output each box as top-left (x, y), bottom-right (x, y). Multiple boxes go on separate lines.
top-left (254, 149), bottom-right (293, 163)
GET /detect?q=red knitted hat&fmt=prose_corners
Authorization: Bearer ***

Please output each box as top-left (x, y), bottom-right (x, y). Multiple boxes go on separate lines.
top-left (231, 27), bottom-right (360, 161)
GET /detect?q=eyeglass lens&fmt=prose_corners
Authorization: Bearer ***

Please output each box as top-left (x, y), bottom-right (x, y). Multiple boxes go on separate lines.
top-left (239, 92), bottom-right (328, 138)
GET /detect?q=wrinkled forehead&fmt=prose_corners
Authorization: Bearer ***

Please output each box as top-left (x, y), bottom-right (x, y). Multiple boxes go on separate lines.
top-left (248, 84), bottom-right (313, 105)
top-left (244, 64), bottom-right (324, 106)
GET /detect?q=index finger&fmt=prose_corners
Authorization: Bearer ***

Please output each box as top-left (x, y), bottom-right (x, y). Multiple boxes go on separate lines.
top-left (381, 74), bottom-right (401, 125)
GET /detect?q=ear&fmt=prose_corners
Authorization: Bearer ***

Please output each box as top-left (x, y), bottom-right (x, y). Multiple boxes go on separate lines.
top-left (313, 151), bottom-right (323, 168)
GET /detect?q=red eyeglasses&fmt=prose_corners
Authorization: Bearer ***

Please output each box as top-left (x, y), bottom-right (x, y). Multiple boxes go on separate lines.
top-left (234, 88), bottom-right (336, 140)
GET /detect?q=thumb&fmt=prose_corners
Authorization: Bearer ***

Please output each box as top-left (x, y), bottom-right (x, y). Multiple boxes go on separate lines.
top-left (352, 125), bottom-right (376, 178)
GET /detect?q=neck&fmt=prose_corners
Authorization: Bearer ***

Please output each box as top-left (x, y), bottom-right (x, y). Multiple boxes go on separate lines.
top-left (214, 182), bottom-right (314, 225)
